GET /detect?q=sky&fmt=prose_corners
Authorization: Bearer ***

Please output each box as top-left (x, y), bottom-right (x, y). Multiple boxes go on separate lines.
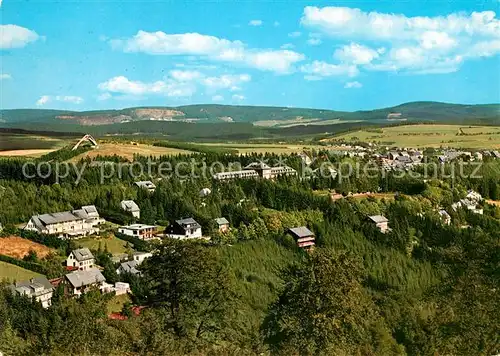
top-left (1, 0), bottom-right (500, 112)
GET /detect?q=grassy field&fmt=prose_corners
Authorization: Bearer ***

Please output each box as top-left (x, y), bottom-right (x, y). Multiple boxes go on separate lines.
top-left (330, 124), bottom-right (500, 149)
top-left (254, 118), bottom-right (362, 128)
top-left (0, 236), bottom-right (54, 259)
top-left (0, 261), bottom-right (42, 282)
top-left (76, 235), bottom-right (131, 254)
top-left (71, 142), bottom-right (192, 161)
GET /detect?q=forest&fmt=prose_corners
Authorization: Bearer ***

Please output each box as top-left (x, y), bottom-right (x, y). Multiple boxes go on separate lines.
top-left (0, 148), bottom-right (499, 355)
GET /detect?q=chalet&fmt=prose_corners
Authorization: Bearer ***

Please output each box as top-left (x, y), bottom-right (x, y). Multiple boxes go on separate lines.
top-left (214, 217), bottom-right (230, 233)
top-left (120, 200), bottom-right (140, 219)
top-left (466, 190), bottom-right (483, 203)
top-left (492, 150), bottom-right (500, 159)
top-left (438, 210), bottom-right (451, 225)
top-left (24, 205), bottom-right (103, 238)
top-left (166, 218), bottom-right (202, 239)
top-left (118, 224), bottom-right (158, 240)
top-left (66, 248), bottom-right (95, 271)
top-left (452, 199), bottom-right (483, 215)
top-left (10, 276), bottom-right (54, 308)
top-left (368, 215), bottom-right (390, 233)
top-left (288, 226), bottom-right (315, 250)
top-left (134, 181), bottom-right (156, 192)
top-left (65, 268), bottom-right (106, 296)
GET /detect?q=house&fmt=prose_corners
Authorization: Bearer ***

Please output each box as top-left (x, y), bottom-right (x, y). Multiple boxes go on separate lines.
top-left (368, 215), bottom-right (390, 233)
top-left (134, 181), bottom-right (156, 192)
top-left (24, 205), bottom-right (103, 238)
top-left (10, 276), bottom-right (54, 308)
top-left (466, 190), bottom-right (482, 203)
top-left (214, 217), bottom-right (230, 233)
top-left (165, 218), bottom-right (202, 239)
top-left (244, 162), bottom-right (272, 179)
top-left (452, 199), bottom-right (483, 215)
top-left (65, 268), bottom-right (106, 296)
top-left (438, 210), bottom-right (451, 225)
top-left (299, 152), bottom-right (313, 166)
top-left (492, 150), bottom-right (500, 159)
top-left (199, 188), bottom-right (211, 197)
top-left (117, 260), bottom-right (141, 276)
top-left (133, 251), bottom-right (153, 263)
top-left (118, 224), bottom-right (158, 240)
top-left (288, 226), bottom-right (315, 250)
top-left (66, 248), bottom-right (95, 271)
top-left (121, 200), bottom-right (140, 219)
top-left (474, 152), bottom-right (483, 161)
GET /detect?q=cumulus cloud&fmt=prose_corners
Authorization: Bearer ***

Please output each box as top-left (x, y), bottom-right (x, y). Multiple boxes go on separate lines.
top-left (110, 31), bottom-right (304, 73)
top-left (344, 81), bottom-right (362, 89)
top-left (249, 20), bottom-right (263, 26)
top-left (334, 43), bottom-right (380, 65)
top-left (97, 70), bottom-right (251, 99)
top-left (288, 31), bottom-right (302, 38)
top-left (307, 38), bottom-right (322, 46)
top-left (36, 95), bottom-right (84, 106)
top-left (301, 6), bottom-right (500, 75)
top-left (301, 60), bottom-right (359, 80)
top-left (1, 24), bottom-right (40, 49)
top-left (212, 95), bottom-right (224, 102)
top-left (0, 74), bottom-right (12, 80)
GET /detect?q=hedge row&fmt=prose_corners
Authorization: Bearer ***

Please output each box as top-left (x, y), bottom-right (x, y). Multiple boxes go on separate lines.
top-left (114, 232), bottom-right (152, 252)
top-left (0, 254), bottom-right (48, 276)
top-left (19, 230), bottom-right (69, 250)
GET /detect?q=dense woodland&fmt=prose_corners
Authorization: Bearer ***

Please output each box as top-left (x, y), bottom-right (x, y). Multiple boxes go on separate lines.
top-left (0, 148), bottom-right (499, 355)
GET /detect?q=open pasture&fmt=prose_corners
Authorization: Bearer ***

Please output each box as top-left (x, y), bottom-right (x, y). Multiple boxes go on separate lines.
top-left (331, 124), bottom-right (500, 149)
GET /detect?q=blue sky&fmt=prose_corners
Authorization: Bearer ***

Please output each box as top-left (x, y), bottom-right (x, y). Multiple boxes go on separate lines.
top-left (1, 0), bottom-right (499, 111)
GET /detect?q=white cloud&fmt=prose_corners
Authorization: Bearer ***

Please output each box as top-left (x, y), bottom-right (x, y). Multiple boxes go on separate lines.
top-left (301, 60), bottom-right (359, 80)
top-left (281, 43), bottom-right (295, 49)
top-left (0, 24), bottom-right (40, 49)
top-left (273, 21), bottom-right (280, 27)
top-left (334, 43), bottom-right (380, 65)
top-left (110, 31), bottom-right (304, 73)
top-left (97, 92), bottom-right (112, 101)
top-left (249, 20), bottom-right (263, 26)
top-left (301, 6), bottom-right (500, 75)
top-left (344, 81), bottom-right (362, 89)
top-left (307, 38), bottom-right (322, 46)
top-left (212, 95), bottom-right (224, 102)
top-left (97, 70), bottom-right (251, 99)
top-left (0, 74), bottom-right (12, 80)
top-left (232, 94), bottom-right (245, 102)
top-left (36, 95), bottom-right (84, 106)
top-left (288, 31), bottom-right (302, 38)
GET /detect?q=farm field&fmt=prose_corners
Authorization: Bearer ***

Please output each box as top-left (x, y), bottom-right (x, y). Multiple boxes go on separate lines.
top-left (76, 235), bottom-right (132, 254)
top-left (0, 261), bottom-right (42, 282)
top-left (0, 133), bottom-right (70, 157)
top-left (71, 142), bottom-right (193, 161)
top-left (254, 117), bottom-right (362, 127)
top-left (330, 124), bottom-right (500, 149)
top-left (199, 142), bottom-right (324, 154)
top-left (0, 236), bottom-right (54, 259)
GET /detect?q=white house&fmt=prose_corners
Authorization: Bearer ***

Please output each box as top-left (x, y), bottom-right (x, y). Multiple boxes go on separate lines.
top-left (165, 218), bottom-right (202, 239)
top-left (10, 277), bottom-right (54, 308)
top-left (65, 268), bottom-right (106, 296)
top-left (438, 210), bottom-right (452, 225)
top-left (120, 200), bottom-right (140, 219)
top-left (117, 252), bottom-right (152, 276)
top-left (118, 224), bottom-right (158, 240)
top-left (368, 215), bottom-right (390, 233)
top-left (66, 248), bottom-right (95, 271)
top-left (135, 181), bottom-right (156, 192)
top-left (24, 205), bottom-right (103, 238)
top-left (133, 251), bottom-right (152, 263)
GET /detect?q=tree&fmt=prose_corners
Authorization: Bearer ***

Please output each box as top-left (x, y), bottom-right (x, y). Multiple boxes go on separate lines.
top-left (262, 249), bottom-right (399, 355)
top-left (141, 240), bottom-right (235, 341)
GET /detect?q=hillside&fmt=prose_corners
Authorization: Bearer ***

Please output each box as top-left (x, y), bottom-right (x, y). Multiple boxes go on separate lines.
top-left (1, 101), bottom-right (498, 127)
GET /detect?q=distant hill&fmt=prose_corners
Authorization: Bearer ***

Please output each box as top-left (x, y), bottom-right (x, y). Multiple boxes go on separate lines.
top-left (0, 102), bottom-right (498, 130)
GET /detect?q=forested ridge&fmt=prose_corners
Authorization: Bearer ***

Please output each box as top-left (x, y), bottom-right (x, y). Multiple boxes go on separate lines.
top-left (0, 149), bottom-right (499, 355)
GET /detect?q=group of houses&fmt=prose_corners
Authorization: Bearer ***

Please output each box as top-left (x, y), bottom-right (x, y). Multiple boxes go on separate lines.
top-left (452, 190), bottom-right (484, 215)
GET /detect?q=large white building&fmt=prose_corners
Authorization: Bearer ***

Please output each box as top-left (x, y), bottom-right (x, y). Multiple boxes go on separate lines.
top-left (66, 248), bottom-right (95, 271)
top-left (165, 218), bottom-right (202, 239)
top-left (118, 224), bottom-right (158, 240)
top-left (213, 161), bottom-right (297, 181)
top-left (24, 205), bottom-right (104, 238)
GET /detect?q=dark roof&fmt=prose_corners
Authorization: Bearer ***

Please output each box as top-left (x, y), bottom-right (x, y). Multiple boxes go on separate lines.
top-left (11, 276), bottom-right (53, 297)
top-left (176, 218), bottom-right (201, 229)
top-left (288, 226), bottom-right (314, 238)
top-left (65, 268), bottom-right (105, 288)
top-left (70, 248), bottom-right (94, 262)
